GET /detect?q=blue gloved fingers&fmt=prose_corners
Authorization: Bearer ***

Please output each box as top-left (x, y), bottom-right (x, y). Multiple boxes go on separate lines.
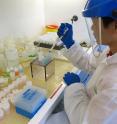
top-left (59, 23), bottom-right (72, 32)
top-left (63, 77), bottom-right (68, 83)
top-left (63, 76), bottom-right (72, 85)
top-left (63, 72), bottom-right (70, 81)
top-left (57, 23), bottom-right (74, 49)
top-left (64, 72), bottom-right (70, 77)
top-left (63, 72), bottom-right (81, 86)
top-left (57, 23), bottom-right (72, 37)
top-left (65, 23), bottom-right (72, 29)
top-left (57, 23), bottom-right (67, 37)
top-left (65, 72), bottom-right (71, 75)
top-left (63, 72), bottom-right (71, 84)
top-left (60, 23), bottom-right (66, 29)
top-left (71, 73), bottom-right (80, 82)
top-left (59, 23), bottom-right (71, 30)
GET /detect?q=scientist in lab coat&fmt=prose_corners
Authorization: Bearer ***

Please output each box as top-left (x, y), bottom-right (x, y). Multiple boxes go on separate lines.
top-left (57, 0), bottom-right (117, 124)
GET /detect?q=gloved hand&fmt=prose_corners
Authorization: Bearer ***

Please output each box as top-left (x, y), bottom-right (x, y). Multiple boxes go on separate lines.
top-left (57, 23), bottom-right (74, 49)
top-left (63, 72), bottom-right (80, 86)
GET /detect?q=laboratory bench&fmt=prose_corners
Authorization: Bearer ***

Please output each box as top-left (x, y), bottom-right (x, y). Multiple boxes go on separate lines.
top-left (0, 59), bottom-right (76, 124)
top-left (0, 45), bottom-right (91, 124)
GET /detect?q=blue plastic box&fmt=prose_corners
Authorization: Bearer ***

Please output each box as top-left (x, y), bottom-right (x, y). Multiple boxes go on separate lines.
top-left (14, 86), bottom-right (47, 118)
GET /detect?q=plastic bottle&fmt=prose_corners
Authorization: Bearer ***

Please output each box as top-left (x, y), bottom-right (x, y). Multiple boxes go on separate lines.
top-left (0, 77), bottom-right (8, 89)
top-left (38, 51), bottom-right (44, 62)
top-left (1, 99), bottom-right (10, 113)
top-left (0, 54), bottom-right (7, 71)
top-left (10, 71), bottom-right (15, 81)
top-left (0, 108), bottom-right (4, 120)
top-left (5, 48), bottom-right (19, 68)
top-left (14, 68), bottom-right (20, 77)
top-left (18, 65), bottom-right (24, 76)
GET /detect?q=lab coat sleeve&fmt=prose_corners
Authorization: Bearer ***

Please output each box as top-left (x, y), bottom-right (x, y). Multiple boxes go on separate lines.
top-left (82, 88), bottom-right (117, 124)
top-left (64, 83), bottom-right (90, 124)
top-left (64, 85), bottom-right (117, 124)
top-left (62, 43), bottom-right (96, 73)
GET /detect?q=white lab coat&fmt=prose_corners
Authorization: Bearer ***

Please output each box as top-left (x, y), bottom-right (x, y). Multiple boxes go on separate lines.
top-left (63, 43), bottom-right (117, 124)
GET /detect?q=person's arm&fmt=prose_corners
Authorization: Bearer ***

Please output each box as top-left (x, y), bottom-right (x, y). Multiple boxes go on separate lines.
top-left (62, 43), bottom-right (96, 73)
top-left (82, 88), bottom-right (117, 124)
top-left (64, 83), bottom-right (90, 124)
top-left (57, 23), bottom-right (96, 73)
top-left (64, 70), bottom-right (117, 124)
top-left (64, 83), bottom-right (117, 124)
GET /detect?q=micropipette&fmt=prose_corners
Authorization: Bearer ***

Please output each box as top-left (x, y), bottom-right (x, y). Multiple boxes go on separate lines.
top-left (49, 15), bottom-right (78, 52)
top-left (49, 27), bottom-right (68, 52)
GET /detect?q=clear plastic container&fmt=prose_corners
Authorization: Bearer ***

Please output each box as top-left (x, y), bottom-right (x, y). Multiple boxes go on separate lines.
top-left (5, 48), bottom-right (19, 68)
top-left (0, 77), bottom-right (9, 89)
top-left (0, 42), bottom-right (5, 53)
top-left (0, 109), bottom-right (4, 120)
top-left (0, 54), bottom-right (7, 71)
top-left (38, 51), bottom-right (53, 65)
top-left (30, 58), bottom-right (55, 81)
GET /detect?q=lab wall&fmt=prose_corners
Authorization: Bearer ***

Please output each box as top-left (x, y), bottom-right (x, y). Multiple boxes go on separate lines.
top-left (0, 0), bottom-right (90, 43)
top-left (44, 0), bottom-right (90, 42)
top-left (0, 0), bottom-right (45, 40)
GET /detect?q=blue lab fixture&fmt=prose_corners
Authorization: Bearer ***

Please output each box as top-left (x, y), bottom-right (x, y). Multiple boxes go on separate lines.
top-left (15, 86), bottom-right (47, 118)
top-left (76, 70), bottom-right (92, 86)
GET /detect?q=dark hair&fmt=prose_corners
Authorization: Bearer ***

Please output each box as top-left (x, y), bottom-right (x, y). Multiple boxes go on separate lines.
top-left (102, 17), bottom-right (114, 28)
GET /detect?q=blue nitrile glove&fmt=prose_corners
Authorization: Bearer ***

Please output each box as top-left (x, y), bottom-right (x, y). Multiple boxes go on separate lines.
top-left (57, 23), bottom-right (75, 49)
top-left (63, 72), bottom-right (80, 86)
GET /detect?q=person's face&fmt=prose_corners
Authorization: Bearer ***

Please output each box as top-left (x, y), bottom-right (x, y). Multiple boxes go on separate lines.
top-left (91, 18), bottom-right (117, 46)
